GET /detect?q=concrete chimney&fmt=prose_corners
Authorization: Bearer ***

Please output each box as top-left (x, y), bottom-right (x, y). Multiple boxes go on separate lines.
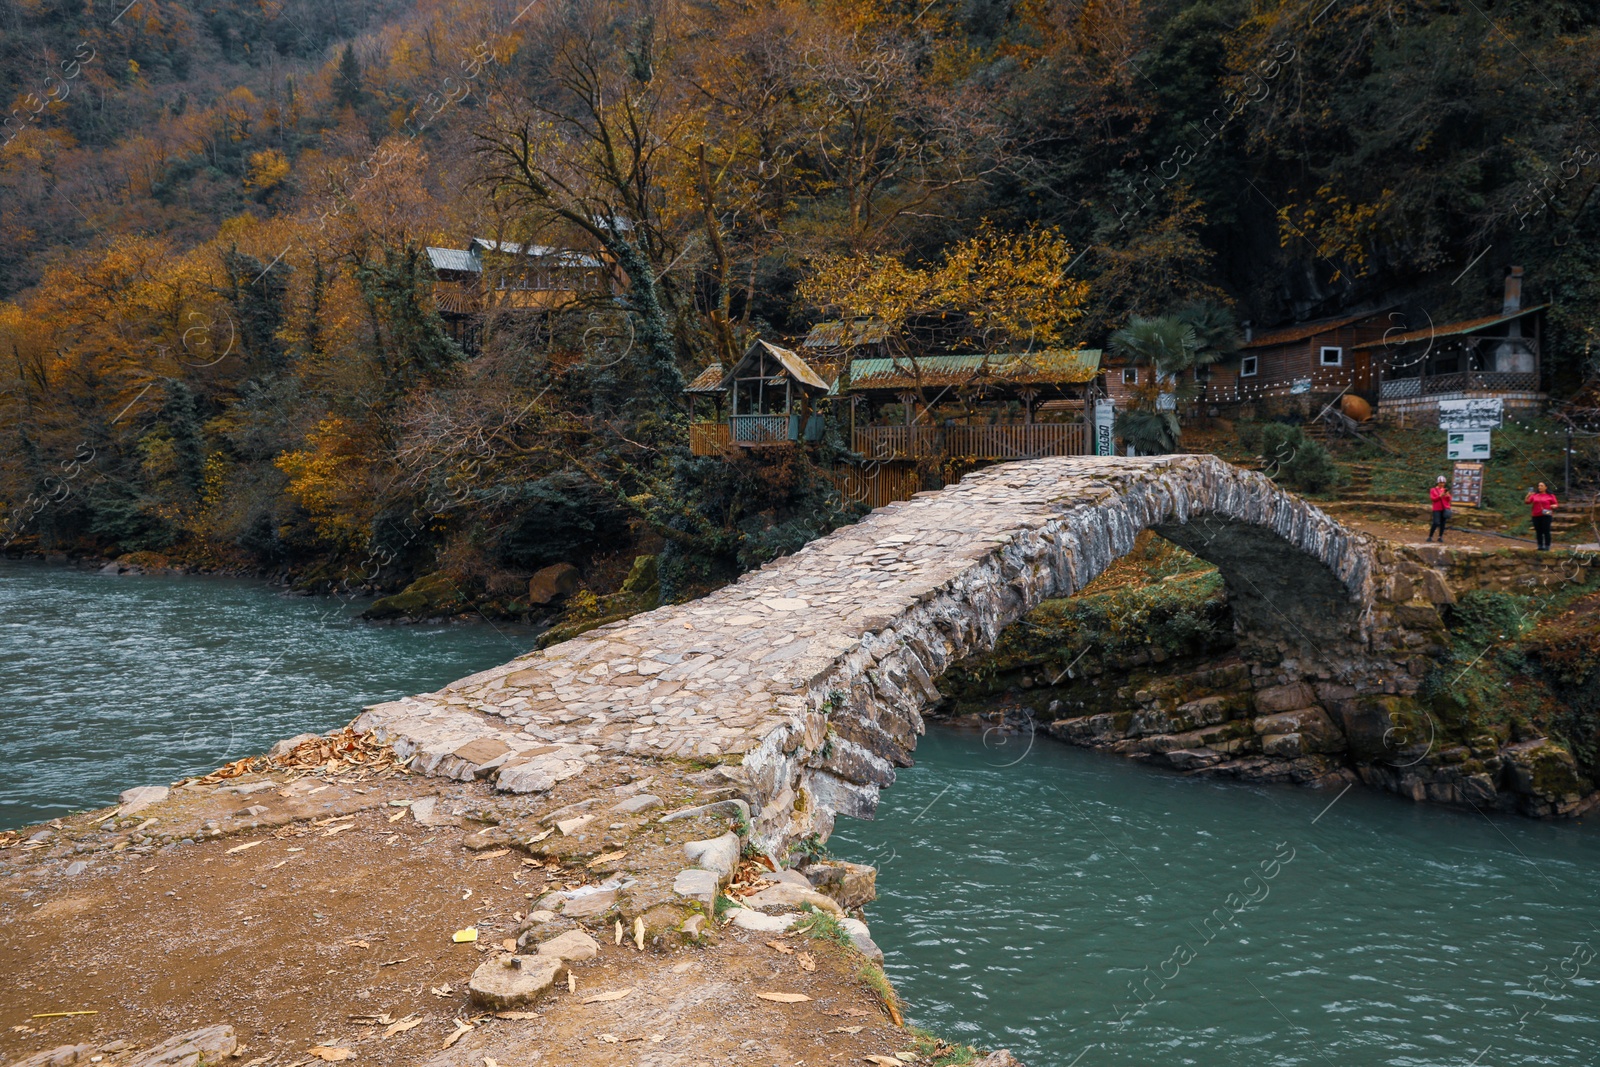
top-left (1503, 265), bottom-right (1524, 314)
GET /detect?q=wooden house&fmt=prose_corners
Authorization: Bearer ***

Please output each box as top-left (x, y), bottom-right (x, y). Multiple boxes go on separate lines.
top-left (425, 235), bottom-right (621, 352)
top-left (1220, 310), bottom-right (1392, 410)
top-left (686, 340), bottom-right (831, 454)
top-left (1357, 267), bottom-right (1547, 424)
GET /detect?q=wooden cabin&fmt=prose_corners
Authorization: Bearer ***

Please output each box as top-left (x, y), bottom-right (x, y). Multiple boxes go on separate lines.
top-left (686, 341), bottom-right (831, 454)
top-left (1359, 267), bottom-right (1547, 424)
top-left (1216, 310), bottom-right (1392, 411)
top-left (426, 235), bottom-right (621, 353)
top-left (839, 349), bottom-right (1100, 461)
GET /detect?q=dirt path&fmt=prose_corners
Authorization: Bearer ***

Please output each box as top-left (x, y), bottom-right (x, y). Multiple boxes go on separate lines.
top-left (0, 746), bottom-right (982, 1067)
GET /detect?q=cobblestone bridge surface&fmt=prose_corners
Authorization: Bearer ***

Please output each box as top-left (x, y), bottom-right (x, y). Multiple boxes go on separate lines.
top-left (355, 455), bottom-right (1458, 849)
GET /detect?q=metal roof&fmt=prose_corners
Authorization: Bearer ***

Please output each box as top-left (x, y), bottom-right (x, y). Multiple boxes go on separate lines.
top-left (803, 320), bottom-right (890, 348)
top-left (1240, 310), bottom-right (1387, 349)
top-left (684, 363), bottom-right (725, 393)
top-left (468, 239), bottom-right (604, 268)
top-left (427, 246), bottom-right (481, 274)
top-left (1350, 305), bottom-right (1549, 350)
top-left (842, 349), bottom-right (1102, 391)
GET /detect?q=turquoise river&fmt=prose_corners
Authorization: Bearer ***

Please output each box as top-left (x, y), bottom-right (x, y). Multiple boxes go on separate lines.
top-left (3, 562), bottom-right (1597, 1065)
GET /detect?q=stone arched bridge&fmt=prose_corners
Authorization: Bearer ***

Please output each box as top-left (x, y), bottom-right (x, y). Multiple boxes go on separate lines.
top-left (355, 455), bottom-right (1458, 848)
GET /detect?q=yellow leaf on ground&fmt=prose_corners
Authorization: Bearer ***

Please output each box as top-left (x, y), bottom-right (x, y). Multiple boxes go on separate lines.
top-left (344, 939), bottom-right (371, 949)
top-left (766, 940), bottom-right (793, 954)
top-left (323, 823), bottom-right (356, 837)
top-left (829, 1025), bottom-right (865, 1034)
top-left (633, 915), bottom-right (644, 951)
top-left (307, 1046), bottom-right (355, 1061)
top-left (757, 992), bottom-right (811, 1003)
top-left (582, 988), bottom-right (633, 1004)
top-left (387, 810), bottom-right (407, 823)
top-left (798, 951), bottom-right (817, 972)
top-left (864, 1058), bottom-right (903, 1066)
top-left (474, 848), bottom-right (511, 860)
top-left (441, 1020), bottom-right (473, 1049)
top-left (495, 1011), bottom-right (539, 1020)
top-left (585, 850), bottom-right (626, 868)
top-left (226, 841), bottom-right (264, 854)
top-left (383, 1015), bottom-right (423, 1037)
top-left (452, 927), bottom-right (478, 943)
top-left (598, 1034), bottom-right (619, 1044)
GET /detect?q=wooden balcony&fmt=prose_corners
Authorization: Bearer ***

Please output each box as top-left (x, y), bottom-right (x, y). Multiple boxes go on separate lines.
top-left (852, 423), bottom-right (1085, 461)
top-left (1379, 370), bottom-right (1541, 399)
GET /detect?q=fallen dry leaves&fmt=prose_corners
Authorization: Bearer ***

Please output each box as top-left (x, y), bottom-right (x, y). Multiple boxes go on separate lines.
top-left (192, 728), bottom-right (406, 784)
top-left (383, 1015), bottom-right (423, 1037)
top-left (306, 1047), bottom-right (355, 1062)
top-left (225, 841), bottom-right (264, 855)
top-left (756, 992), bottom-right (811, 1003)
top-left (582, 988), bottom-right (633, 1004)
top-left (798, 951), bottom-right (817, 972)
top-left (441, 1020), bottom-right (473, 1048)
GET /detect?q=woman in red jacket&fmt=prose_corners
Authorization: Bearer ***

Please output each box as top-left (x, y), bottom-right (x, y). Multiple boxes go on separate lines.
top-left (1427, 476), bottom-right (1451, 542)
top-left (1527, 482), bottom-right (1559, 550)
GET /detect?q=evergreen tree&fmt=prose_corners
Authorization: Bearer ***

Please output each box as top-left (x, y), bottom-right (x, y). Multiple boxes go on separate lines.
top-left (333, 44), bottom-right (363, 110)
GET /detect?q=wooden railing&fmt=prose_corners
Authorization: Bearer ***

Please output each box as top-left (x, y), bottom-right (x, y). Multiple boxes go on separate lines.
top-left (730, 414), bottom-right (792, 445)
top-left (1379, 371), bottom-right (1542, 399)
top-left (852, 423), bottom-right (1085, 460)
top-left (689, 422), bottom-right (730, 456)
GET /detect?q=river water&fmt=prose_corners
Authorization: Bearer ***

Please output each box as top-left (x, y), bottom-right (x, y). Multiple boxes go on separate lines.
top-left (0, 561), bottom-right (531, 828)
top-left (830, 728), bottom-right (1600, 1066)
top-left (4, 566), bottom-right (1597, 1064)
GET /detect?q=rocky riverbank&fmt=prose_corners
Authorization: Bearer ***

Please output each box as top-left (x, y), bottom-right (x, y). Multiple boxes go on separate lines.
top-left (0, 732), bottom-right (1021, 1067)
top-left (935, 533), bottom-right (1600, 819)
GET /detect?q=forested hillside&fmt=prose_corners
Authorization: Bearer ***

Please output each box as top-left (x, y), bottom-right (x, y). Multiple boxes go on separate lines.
top-left (3, 0), bottom-right (1598, 608)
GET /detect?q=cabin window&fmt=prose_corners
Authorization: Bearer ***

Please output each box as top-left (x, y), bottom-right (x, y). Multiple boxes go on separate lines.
top-left (1240, 356), bottom-right (1259, 377)
top-left (1122, 368), bottom-right (1139, 385)
top-left (1320, 346), bottom-right (1343, 366)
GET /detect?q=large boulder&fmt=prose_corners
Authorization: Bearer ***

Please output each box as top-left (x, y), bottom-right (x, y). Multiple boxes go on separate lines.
top-left (362, 572), bottom-right (465, 620)
top-left (527, 563), bottom-right (582, 605)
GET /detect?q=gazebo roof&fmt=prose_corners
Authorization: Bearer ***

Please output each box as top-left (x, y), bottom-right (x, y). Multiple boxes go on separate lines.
top-left (716, 340), bottom-right (831, 394)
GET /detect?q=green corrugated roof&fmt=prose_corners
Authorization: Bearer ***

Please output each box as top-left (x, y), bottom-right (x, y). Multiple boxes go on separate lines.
top-left (843, 349), bottom-right (1101, 391)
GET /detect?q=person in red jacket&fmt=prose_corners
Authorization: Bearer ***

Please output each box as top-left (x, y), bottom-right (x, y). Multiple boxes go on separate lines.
top-left (1527, 482), bottom-right (1559, 550)
top-left (1427, 476), bottom-right (1452, 542)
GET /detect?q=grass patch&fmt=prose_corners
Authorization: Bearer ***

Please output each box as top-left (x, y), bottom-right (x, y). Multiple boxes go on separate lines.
top-left (793, 904), bottom-right (853, 948)
top-left (910, 1028), bottom-right (982, 1066)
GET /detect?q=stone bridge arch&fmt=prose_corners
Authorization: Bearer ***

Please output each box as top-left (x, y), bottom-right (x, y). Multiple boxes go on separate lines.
top-left (356, 455), bottom-right (1453, 853)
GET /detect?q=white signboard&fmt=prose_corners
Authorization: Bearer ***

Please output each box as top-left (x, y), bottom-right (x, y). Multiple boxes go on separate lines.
top-left (1093, 400), bottom-right (1115, 456)
top-left (1447, 430), bottom-right (1492, 460)
top-left (1439, 398), bottom-right (1504, 431)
